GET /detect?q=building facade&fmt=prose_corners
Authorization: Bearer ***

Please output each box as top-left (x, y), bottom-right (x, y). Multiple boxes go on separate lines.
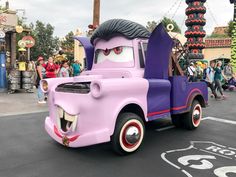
top-left (203, 38), bottom-right (231, 61)
top-left (0, 10), bottom-right (18, 69)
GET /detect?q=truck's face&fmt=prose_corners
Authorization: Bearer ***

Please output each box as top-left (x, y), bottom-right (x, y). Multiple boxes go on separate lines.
top-left (93, 36), bottom-right (135, 69)
top-left (44, 20), bottom-right (151, 149)
top-left (43, 76), bottom-right (148, 148)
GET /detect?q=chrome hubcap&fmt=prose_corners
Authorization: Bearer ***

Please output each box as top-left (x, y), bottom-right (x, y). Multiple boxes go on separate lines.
top-left (193, 109), bottom-right (200, 120)
top-left (125, 126), bottom-right (140, 145)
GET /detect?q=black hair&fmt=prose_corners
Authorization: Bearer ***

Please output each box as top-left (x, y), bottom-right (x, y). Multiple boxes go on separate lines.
top-left (91, 19), bottom-right (150, 44)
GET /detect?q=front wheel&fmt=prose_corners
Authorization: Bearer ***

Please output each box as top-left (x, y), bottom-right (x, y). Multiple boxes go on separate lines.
top-left (111, 113), bottom-right (145, 155)
top-left (182, 100), bottom-right (203, 130)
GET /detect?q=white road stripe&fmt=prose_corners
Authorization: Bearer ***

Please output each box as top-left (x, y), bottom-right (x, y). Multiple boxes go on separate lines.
top-left (202, 117), bottom-right (236, 125)
top-left (155, 116), bottom-right (236, 132)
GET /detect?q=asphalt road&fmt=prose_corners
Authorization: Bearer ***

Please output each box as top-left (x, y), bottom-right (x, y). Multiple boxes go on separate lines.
top-left (0, 92), bottom-right (236, 177)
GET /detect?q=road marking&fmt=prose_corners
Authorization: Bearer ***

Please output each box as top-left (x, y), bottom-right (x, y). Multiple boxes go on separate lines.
top-left (199, 149), bottom-right (233, 160)
top-left (155, 125), bottom-right (175, 132)
top-left (202, 117), bottom-right (236, 125)
top-left (214, 166), bottom-right (236, 177)
top-left (182, 170), bottom-right (192, 177)
top-left (156, 117), bottom-right (236, 132)
top-left (161, 141), bottom-right (236, 177)
top-left (161, 153), bottom-right (181, 170)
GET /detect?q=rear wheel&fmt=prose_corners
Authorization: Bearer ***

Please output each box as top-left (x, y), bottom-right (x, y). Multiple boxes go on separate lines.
top-left (111, 113), bottom-right (145, 155)
top-left (182, 100), bottom-right (202, 130)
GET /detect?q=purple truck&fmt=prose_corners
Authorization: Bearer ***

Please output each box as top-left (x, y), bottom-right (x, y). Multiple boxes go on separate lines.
top-left (41, 19), bottom-right (208, 155)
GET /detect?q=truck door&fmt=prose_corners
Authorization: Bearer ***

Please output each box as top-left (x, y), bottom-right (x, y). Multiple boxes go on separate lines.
top-left (144, 23), bottom-right (174, 121)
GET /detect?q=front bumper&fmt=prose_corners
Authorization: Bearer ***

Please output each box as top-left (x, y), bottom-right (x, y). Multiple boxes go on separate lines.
top-left (45, 117), bottom-right (111, 148)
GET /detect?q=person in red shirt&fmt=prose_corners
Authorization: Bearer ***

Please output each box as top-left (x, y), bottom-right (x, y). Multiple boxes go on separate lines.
top-left (43, 56), bottom-right (59, 78)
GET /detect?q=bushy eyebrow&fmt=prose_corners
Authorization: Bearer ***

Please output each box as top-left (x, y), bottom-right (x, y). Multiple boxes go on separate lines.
top-left (95, 46), bottom-right (127, 50)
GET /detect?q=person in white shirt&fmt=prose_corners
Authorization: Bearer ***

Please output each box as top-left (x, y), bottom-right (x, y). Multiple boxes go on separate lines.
top-left (205, 61), bottom-right (218, 99)
top-left (187, 62), bottom-right (196, 82)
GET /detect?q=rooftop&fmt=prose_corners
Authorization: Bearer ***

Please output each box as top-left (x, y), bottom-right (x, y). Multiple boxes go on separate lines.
top-left (205, 38), bottom-right (231, 48)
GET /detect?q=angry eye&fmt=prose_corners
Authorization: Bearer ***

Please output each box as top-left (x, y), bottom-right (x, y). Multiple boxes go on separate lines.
top-left (113, 47), bottom-right (123, 55)
top-left (103, 48), bottom-right (110, 56)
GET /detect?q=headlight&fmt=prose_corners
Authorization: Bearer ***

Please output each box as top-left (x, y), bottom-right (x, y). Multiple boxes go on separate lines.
top-left (90, 82), bottom-right (102, 98)
top-left (41, 80), bottom-right (49, 92)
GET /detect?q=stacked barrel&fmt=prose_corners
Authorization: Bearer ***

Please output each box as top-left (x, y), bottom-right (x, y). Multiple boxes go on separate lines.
top-left (185, 0), bottom-right (206, 60)
top-left (8, 70), bottom-right (34, 93)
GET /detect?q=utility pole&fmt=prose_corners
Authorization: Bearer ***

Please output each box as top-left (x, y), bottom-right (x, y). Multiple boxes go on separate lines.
top-left (93, 0), bottom-right (100, 27)
top-left (88, 0), bottom-right (100, 35)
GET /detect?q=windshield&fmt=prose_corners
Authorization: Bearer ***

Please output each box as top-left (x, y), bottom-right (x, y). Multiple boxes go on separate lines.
top-left (94, 46), bottom-right (134, 68)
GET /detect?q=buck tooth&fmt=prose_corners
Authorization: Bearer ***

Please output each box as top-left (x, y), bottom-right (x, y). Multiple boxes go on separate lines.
top-left (58, 107), bottom-right (63, 119)
top-left (72, 116), bottom-right (78, 132)
top-left (57, 113), bottom-right (61, 129)
top-left (65, 112), bottom-right (75, 122)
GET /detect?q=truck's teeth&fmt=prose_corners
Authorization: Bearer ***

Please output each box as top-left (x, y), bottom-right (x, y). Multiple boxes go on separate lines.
top-left (58, 107), bottom-right (63, 119)
top-left (57, 113), bottom-right (61, 129)
top-left (65, 112), bottom-right (75, 122)
top-left (72, 116), bottom-right (78, 132)
top-left (66, 121), bottom-right (72, 131)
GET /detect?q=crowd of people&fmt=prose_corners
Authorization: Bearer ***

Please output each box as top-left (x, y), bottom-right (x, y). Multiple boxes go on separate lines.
top-left (36, 56), bottom-right (82, 104)
top-left (187, 61), bottom-right (236, 100)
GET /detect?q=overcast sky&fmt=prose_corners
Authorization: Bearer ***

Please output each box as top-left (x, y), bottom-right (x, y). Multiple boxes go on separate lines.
top-left (8, 0), bottom-right (234, 37)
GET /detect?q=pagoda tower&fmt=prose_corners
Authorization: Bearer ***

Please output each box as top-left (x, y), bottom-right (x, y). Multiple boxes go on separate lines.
top-left (185, 0), bottom-right (206, 60)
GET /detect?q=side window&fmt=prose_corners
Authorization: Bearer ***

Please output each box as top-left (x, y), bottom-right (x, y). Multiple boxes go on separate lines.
top-left (142, 43), bottom-right (147, 58)
top-left (138, 42), bottom-right (147, 68)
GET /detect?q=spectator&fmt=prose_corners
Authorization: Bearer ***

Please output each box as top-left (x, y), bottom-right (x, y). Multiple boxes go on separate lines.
top-left (67, 61), bottom-right (73, 77)
top-left (187, 62), bottom-right (196, 82)
top-left (224, 63), bottom-right (233, 79)
top-left (227, 73), bottom-right (236, 91)
top-left (195, 63), bottom-right (203, 80)
top-left (59, 61), bottom-right (70, 77)
top-left (36, 56), bottom-right (46, 104)
top-left (214, 61), bottom-right (227, 99)
top-left (43, 56), bottom-right (59, 78)
top-left (204, 61), bottom-right (218, 99)
top-left (72, 59), bottom-right (82, 76)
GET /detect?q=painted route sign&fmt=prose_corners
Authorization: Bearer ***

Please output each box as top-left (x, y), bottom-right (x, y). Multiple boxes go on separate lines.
top-left (22, 36), bottom-right (35, 48)
top-left (161, 141), bottom-right (236, 177)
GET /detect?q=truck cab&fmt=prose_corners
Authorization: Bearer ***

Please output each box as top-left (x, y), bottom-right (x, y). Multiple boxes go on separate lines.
top-left (42, 19), bottom-right (208, 155)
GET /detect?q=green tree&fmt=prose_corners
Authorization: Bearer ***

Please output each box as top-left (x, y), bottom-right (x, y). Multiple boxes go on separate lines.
top-left (15, 18), bottom-right (31, 59)
top-left (146, 21), bottom-right (158, 32)
top-left (227, 20), bottom-right (233, 37)
top-left (30, 20), bottom-right (59, 60)
top-left (61, 31), bottom-right (74, 62)
top-left (146, 17), bottom-right (181, 33)
top-left (229, 0), bottom-right (236, 71)
top-left (162, 17), bottom-right (181, 33)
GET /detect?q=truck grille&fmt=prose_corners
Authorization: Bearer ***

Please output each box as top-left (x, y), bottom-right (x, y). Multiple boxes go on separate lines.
top-left (55, 82), bottom-right (91, 94)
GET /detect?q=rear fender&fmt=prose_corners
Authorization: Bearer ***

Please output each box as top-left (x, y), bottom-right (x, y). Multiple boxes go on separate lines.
top-left (186, 93), bottom-right (206, 112)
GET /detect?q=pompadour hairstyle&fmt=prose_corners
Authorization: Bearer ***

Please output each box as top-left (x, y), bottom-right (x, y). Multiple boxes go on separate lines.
top-left (91, 19), bottom-right (150, 44)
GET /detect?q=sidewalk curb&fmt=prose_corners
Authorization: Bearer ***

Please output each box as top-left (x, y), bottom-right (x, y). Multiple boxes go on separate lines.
top-left (0, 111), bottom-right (48, 118)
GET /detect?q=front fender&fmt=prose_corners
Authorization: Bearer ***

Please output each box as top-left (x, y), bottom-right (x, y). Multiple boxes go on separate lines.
top-left (91, 78), bottom-right (149, 136)
top-left (110, 99), bottom-right (147, 136)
